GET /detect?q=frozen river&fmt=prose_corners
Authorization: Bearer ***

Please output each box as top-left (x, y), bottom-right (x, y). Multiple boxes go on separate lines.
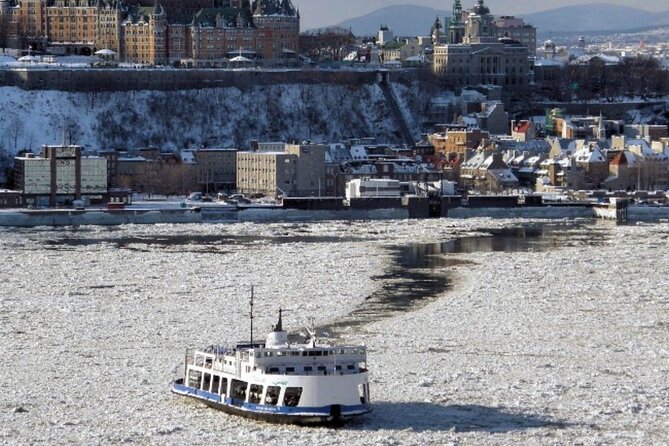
top-left (1, 218), bottom-right (667, 445)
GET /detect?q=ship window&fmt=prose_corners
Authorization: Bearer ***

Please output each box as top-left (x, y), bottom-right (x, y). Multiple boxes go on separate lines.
top-left (283, 387), bottom-right (302, 407)
top-left (249, 384), bottom-right (263, 404)
top-left (187, 370), bottom-right (202, 389)
top-left (220, 378), bottom-right (228, 396)
top-left (276, 351), bottom-right (285, 356)
top-left (347, 364), bottom-right (355, 370)
top-left (265, 386), bottom-right (280, 405)
top-left (317, 366), bottom-right (326, 374)
top-left (308, 350), bottom-right (323, 357)
top-left (212, 375), bottom-right (221, 394)
top-left (304, 366), bottom-right (312, 372)
top-left (269, 367), bottom-right (279, 374)
top-left (231, 379), bottom-right (247, 402)
top-left (289, 352), bottom-right (300, 356)
top-left (202, 373), bottom-right (212, 391)
top-left (358, 383), bottom-right (367, 404)
top-left (285, 367), bottom-right (295, 373)
top-left (334, 365), bottom-right (342, 371)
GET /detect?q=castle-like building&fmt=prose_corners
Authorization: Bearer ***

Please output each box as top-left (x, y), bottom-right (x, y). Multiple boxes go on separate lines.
top-left (0, 0), bottom-right (299, 65)
top-left (433, 0), bottom-right (532, 90)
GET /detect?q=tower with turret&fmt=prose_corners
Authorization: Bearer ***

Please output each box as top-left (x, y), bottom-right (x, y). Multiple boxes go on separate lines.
top-left (252, 0), bottom-right (299, 60)
top-left (430, 16), bottom-right (442, 45)
top-left (464, 0), bottom-right (495, 44)
top-left (447, 0), bottom-right (464, 44)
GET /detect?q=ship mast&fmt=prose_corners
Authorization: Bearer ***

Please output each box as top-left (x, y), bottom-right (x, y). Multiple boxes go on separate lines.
top-left (249, 285), bottom-right (255, 345)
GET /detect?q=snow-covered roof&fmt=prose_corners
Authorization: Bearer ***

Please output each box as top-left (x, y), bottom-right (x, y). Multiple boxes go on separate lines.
top-left (325, 144), bottom-right (352, 164)
top-left (535, 57), bottom-right (568, 67)
top-left (574, 146), bottom-right (606, 163)
top-left (461, 151), bottom-right (486, 168)
top-left (350, 145), bottom-right (368, 160)
top-left (487, 169), bottom-right (518, 184)
top-left (180, 150), bottom-right (196, 164)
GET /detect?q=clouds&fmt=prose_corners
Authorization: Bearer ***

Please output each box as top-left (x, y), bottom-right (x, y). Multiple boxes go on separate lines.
top-left (294, 0), bottom-right (668, 30)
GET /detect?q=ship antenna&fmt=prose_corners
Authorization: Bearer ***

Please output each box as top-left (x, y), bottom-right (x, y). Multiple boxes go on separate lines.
top-left (274, 307), bottom-right (283, 332)
top-left (249, 285), bottom-right (255, 345)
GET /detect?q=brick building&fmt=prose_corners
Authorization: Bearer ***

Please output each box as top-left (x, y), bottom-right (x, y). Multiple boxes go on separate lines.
top-left (0, 0), bottom-right (299, 64)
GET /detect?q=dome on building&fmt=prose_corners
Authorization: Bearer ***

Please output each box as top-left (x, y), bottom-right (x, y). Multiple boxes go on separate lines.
top-left (471, 0), bottom-right (490, 15)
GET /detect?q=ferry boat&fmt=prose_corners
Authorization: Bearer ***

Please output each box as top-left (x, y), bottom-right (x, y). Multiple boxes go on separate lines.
top-left (171, 309), bottom-right (372, 425)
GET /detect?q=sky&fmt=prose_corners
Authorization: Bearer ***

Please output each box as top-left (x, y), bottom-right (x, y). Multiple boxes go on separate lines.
top-left (293, 0), bottom-right (669, 30)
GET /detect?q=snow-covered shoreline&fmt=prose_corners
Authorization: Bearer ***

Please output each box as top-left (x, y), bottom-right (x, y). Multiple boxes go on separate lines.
top-left (0, 218), bottom-right (667, 444)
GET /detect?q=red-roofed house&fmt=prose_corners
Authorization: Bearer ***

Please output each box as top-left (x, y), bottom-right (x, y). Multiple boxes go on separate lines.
top-left (511, 120), bottom-right (536, 142)
top-left (604, 150), bottom-right (639, 191)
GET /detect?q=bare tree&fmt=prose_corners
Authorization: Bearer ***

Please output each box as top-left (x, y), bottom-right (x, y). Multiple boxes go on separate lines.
top-left (0, 13), bottom-right (10, 52)
top-left (62, 114), bottom-right (83, 145)
top-left (299, 27), bottom-right (357, 62)
top-left (14, 15), bottom-right (30, 51)
top-left (8, 114), bottom-right (23, 150)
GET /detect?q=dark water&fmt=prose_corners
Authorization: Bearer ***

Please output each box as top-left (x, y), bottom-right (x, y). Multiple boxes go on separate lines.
top-left (319, 224), bottom-right (609, 337)
top-left (40, 232), bottom-right (359, 254)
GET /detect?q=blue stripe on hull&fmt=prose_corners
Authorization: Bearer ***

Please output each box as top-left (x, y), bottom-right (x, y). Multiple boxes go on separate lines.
top-left (171, 382), bottom-right (372, 423)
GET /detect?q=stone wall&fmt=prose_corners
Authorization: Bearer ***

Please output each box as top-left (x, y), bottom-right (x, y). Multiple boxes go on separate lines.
top-left (0, 68), bottom-right (385, 92)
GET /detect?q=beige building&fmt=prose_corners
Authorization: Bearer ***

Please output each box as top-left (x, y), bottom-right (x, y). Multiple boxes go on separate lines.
top-left (237, 143), bottom-right (327, 197)
top-left (193, 148), bottom-right (237, 191)
top-left (14, 145), bottom-right (107, 206)
top-left (433, 0), bottom-right (530, 90)
top-left (428, 125), bottom-right (490, 159)
top-left (494, 16), bottom-right (536, 57)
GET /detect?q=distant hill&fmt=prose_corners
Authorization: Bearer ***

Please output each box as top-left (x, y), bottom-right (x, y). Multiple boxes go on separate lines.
top-left (336, 3), bottom-right (669, 37)
top-left (337, 4), bottom-right (450, 37)
top-left (522, 4), bottom-right (669, 33)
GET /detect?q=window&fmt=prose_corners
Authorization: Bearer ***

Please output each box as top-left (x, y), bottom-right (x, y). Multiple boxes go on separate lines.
top-left (265, 386), bottom-right (280, 405)
top-left (283, 387), bottom-right (302, 407)
top-left (211, 375), bottom-right (221, 394)
top-left (249, 384), bottom-right (263, 404)
top-left (231, 379), bottom-right (247, 402)
top-left (187, 370), bottom-right (202, 388)
top-left (202, 373), bottom-right (212, 391)
top-left (219, 378), bottom-right (228, 396)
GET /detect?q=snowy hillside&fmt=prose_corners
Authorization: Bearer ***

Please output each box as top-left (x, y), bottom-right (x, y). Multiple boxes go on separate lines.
top-left (0, 82), bottom-right (427, 153)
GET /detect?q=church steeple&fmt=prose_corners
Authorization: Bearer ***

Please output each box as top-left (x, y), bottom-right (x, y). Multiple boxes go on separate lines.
top-left (431, 16), bottom-right (442, 44)
top-left (447, 0), bottom-right (464, 44)
top-left (450, 0), bottom-right (462, 24)
top-left (597, 111), bottom-right (606, 142)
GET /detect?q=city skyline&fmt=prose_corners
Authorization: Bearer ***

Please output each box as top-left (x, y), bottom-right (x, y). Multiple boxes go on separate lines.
top-left (295, 0), bottom-right (669, 30)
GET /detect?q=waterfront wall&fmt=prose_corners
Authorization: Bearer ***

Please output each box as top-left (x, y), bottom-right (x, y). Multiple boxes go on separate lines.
top-left (0, 68), bottom-right (393, 92)
top-left (530, 101), bottom-right (667, 119)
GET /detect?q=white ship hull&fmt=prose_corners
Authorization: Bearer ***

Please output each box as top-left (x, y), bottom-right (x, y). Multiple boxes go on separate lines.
top-left (172, 379), bottom-right (371, 425)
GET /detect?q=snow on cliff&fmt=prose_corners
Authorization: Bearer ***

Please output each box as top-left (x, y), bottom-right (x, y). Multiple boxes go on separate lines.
top-left (0, 82), bottom-right (423, 153)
